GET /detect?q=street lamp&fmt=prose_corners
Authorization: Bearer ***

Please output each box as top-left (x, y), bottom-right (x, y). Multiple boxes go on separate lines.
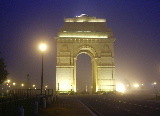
top-left (153, 82), bottom-right (157, 99)
top-left (153, 82), bottom-right (156, 88)
top-left (7, 80), bottom-right (10, 83)
top-left (45, 85), bottom-right (48, 90)
top-left (13, 83), bottom-right (16, 89)
top-left (141, 84), bottom-right (144, 89)
top-left (39, 42), bottom-right (47, 96)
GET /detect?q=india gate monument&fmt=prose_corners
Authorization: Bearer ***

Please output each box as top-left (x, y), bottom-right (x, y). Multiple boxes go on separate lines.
top-left (55, 14), bottom-right (116, 93)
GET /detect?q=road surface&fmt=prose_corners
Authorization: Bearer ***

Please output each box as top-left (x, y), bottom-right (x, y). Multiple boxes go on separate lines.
top-left (74, 94), bottom-right (160, 116)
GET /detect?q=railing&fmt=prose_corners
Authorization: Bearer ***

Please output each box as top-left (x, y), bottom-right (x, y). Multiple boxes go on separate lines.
top-left (0, 89), bottom-right (55, 116)
top-left (0, 97), bottom-right (36, 116)
top-left (1, 89), bottom-right (53, 98)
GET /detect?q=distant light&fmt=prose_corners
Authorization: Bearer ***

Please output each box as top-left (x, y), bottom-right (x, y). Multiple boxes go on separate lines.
top-left (7, 80), bottom-right (10, 83)
top-left (116, 84), bottom-right (125, 93)
top-left (154, 82), bottom-right (156, 85)
top-left (134, 84), bottom-right (139, 87)
top-left (13, 83), bottom-right (15, 86)
top-left (21, 84), bottom-right (24, 86)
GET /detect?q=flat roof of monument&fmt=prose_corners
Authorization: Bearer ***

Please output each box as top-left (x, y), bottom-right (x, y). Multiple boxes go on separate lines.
top-left (64, 14), bottom-right (106, 22)
top-left (76, 14), bottom-right (89, 17)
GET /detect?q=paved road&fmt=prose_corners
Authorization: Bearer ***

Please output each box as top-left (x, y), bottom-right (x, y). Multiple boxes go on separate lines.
top-left (76, 94), bottom-right (160, 116)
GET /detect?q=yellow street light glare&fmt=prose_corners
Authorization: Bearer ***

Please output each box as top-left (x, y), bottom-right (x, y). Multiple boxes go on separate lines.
top-left (134, 84), bottom-right (139, 87)
top-left (7, 80), bottom-right (10, 83)
top-left (39, 43), bottom-right (47, 51)
top-left (116, 84), bottom-right (125, 93)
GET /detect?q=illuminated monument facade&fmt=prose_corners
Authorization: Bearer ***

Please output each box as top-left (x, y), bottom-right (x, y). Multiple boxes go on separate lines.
top-left (55, 14), bottom-right (116, 93)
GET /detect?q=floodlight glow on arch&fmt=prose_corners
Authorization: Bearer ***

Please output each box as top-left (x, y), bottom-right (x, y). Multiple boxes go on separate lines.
top-left (116, 83), bottom-right (125, 93)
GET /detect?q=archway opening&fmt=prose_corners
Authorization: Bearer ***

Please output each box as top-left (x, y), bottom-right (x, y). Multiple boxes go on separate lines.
top-left (76, 54), bottom-right (92, 94)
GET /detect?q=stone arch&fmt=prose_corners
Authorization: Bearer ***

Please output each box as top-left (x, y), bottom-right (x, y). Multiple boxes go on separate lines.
top-left (74, 47), bottom-right (97, 93)
top-left (75, 45), bottom-right (98, 58)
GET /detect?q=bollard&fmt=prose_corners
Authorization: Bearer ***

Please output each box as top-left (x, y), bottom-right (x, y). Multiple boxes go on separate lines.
top-left (43, 98), bottom-right (46, 108)
top-left (18, 106), bottom-right (24, 116)
top-left (47, 97), bottom-right (51, 105)
top-left (55, 94), bottom-right (58, 101)
top-left (54, 95), bottom-right (57, 101)
top-left (34, 101), bottom-right (38, 115)
top-left (2, 93), bottom-right (4, 97)
top-left (51, 95), bottom-right (54, 101)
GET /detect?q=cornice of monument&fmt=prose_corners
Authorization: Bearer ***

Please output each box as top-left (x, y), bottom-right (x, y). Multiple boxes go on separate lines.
top-left (55, 37), bottom-right (116, 43)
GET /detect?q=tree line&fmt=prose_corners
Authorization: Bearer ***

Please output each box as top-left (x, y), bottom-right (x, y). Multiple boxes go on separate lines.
top-left (0, 52), bottom-right (9, 84)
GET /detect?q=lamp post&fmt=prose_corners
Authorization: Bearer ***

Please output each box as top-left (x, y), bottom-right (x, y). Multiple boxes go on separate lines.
top-left (39, 42), bottom-right (47, 96)
top-left (21, 84), bottom-right (24, 87)
top-left (12, 83), bottom-right (15, 94)
top-left (33, 85), bottom-right (35, 88)
top-left (153, 82), bottom-right (156, 88)
top-left (153, 82), bottom-right (157, 99)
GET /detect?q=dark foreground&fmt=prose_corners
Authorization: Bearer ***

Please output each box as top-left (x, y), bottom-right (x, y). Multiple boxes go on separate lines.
top-left (39, 94), bottom-right (160, 116)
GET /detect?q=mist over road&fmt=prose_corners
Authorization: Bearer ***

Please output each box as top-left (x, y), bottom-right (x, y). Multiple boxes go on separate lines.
top-left (61, 94), bottom-right (160, 116)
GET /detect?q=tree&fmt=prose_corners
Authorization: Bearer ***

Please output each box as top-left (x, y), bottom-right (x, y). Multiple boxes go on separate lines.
top-left (0, 56), bottom-right (9, 84)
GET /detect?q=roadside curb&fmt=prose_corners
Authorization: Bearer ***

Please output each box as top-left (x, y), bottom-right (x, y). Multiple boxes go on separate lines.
top-left (78, 99), bottom-right (103, 116)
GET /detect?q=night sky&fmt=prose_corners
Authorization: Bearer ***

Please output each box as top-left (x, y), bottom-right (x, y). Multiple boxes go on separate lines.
top-left (0, 0), bottom-right (160, 91)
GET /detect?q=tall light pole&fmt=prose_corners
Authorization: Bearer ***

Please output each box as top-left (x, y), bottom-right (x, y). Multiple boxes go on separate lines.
top-left (153, 82), bottom-right (157, 99)
top-left (39, 42), bottom-right (47, 96)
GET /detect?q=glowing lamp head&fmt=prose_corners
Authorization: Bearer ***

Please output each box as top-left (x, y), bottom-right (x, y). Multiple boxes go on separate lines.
top-left (39, 43), bottom-right (47, 51)
top-left (7, 80), bottom-right (10, 83)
